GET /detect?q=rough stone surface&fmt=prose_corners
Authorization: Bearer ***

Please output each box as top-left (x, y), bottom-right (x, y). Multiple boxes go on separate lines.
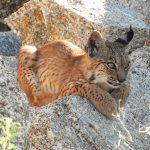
top-left (27, 46), bottom-right (150, 150)
top-left (5, 0), bottom-right (149, 51)
top-left (113, 0), bottom-right (150, 22)
top-left (0, 56), bottom-right (30, 150)
top-left (0, 0), bottom-right (150, 149)
top-left (0, 31), bottom-right (21, 56)
top-left (0, 0), bottom-right (29, 19)
top-left (0, 46), bottom-right (150, 149)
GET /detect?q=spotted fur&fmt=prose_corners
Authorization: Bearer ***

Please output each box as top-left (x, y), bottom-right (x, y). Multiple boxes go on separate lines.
top-left (85, 26), bottom-right (134, 106)
top-left (18, 40), bottom-right (125, 118)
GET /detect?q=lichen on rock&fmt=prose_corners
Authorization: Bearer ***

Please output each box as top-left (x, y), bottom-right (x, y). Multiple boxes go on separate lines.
top-left (5, 0), bottom-right (149, 51)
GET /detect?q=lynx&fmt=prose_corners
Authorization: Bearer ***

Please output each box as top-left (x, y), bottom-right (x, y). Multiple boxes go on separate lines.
top-left (85, 26), bottom-right (134, 106)
top-left (18, 27), bottom-right (134, 118)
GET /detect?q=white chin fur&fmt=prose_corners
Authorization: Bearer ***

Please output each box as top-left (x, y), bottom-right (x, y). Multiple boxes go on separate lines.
top-left (92, 80), bottom-right (120, 92)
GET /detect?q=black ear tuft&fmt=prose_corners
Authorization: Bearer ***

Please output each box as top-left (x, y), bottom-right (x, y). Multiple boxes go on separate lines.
top-left (115, 25), bottom-right (134, 46)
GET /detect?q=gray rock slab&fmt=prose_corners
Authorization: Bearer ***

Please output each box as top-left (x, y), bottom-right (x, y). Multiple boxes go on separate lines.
top-left (0, 31), bottom-right (21, 56)
top-left (28, 45), bottom-right (150, 150)
top-left (0, 46), bottom-right (149, 150)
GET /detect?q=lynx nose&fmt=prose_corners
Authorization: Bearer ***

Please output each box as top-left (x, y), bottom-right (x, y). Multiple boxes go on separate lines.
top-left (118, 77), bottom-right (126, 83)
top-left (117, 70), bottom-right (126, 83)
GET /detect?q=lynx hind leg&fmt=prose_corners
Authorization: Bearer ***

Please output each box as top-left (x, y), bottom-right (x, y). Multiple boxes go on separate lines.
top-left (111, 83), bottom-right (129, 107)
top-left (20, 67), bottom-right (58, 107)
top-left (18, 45), bottom-right (58, 107)
top-left (59, 81), bottom-right (117, 118)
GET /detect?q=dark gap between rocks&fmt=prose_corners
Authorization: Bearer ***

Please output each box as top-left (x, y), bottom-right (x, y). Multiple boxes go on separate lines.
top-left (0, 21), bottom-right (11, 32)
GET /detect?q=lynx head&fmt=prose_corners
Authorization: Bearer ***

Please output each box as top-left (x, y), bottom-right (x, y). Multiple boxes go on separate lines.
top-left (85, 26), bottom-right (134, 85)
top-left (85, 59), bottom-right (121, 92)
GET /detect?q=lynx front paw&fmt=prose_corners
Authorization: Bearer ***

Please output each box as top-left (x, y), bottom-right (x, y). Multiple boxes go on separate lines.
top-left (59, 82), bottom-right (118, 118)
top-left (93, 97), bottom-right (117, 118)
top-left (111, 83), bottom-right (129, 107)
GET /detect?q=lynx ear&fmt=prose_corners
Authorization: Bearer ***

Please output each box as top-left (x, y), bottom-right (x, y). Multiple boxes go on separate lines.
top-left (85, 30), bottom-right (108, 58)
top-left (113, 25), bottom-right (134, 48)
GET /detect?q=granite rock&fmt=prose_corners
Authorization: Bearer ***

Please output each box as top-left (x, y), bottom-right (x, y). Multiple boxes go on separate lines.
top-left (0, 31), bottom-right (21, 56)
top-left (0, 46), bottom-right (149, 149)
top-left (5, 0), bottom-right (149, 51)
top-left (0, 0), bottom-right (29, 19)
top-left (0, 1), bottom-right (150, 149)
top-left (28, 46), bottom-right (150, 149)
top-left (112, 0), bottom-right (150, 21)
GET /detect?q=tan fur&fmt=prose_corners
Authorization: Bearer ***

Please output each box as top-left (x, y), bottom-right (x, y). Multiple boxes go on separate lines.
top-left (85, 28), bottom-right (134, 106)
top-left (18, 40), bottom-right (121, 118)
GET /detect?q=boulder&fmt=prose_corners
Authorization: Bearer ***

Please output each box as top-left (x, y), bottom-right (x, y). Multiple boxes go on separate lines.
top-left (27, 46), bottom-right (150, 150)
top-left (0, 46), bottom-right (149, 149)
top-left (0, 0), bottom-right (29, 19)
top-left (0, 31), bottom-right (21, 56)
top-left (0, 21), bottom-right (21, 56)
top-left (0, 55), bottom-right (28, 150)
top-left (112, 0), bottom-right (150, 22)
top-left (5, 0), bottom-right (149, 51)
top-left (0, 0), bottom-right (150, 149)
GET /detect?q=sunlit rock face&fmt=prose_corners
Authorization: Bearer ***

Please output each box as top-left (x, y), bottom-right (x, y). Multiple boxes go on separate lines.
top-left (5, 0), bottom-right (149, 51)
top-left (112, 0), bottom-right (150, 21)
top-left (1, 46), bottom-right (149, 149)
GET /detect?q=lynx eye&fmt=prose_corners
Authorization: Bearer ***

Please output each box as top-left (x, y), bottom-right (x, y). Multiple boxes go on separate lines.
top-left (107, 62), bottom-right (116, 70)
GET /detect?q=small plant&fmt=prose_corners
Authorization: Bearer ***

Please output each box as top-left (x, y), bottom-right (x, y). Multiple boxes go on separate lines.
top-left (0, 118), bottom-right (22, 150)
